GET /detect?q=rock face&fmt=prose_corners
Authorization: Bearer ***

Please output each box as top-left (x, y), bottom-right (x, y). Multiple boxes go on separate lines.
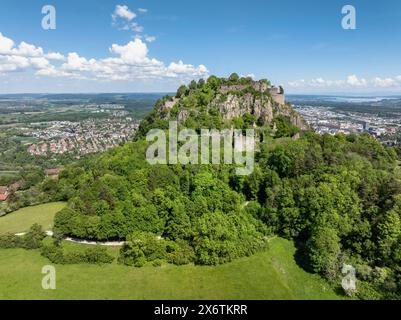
top-left (161, 97), bottom-right (179, 111)
top-left (274, 103), bottom-right (309, 131)
top-left (211, 93), bottom-right (274, 124)
top-left (156, 80), bottom-right (308, 130)
top-left (177, 110), bottom-right (190, 122)
top-left (219, 80), bottom-right (284, 105)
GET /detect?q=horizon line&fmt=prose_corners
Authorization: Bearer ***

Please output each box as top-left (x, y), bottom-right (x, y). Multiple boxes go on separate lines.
top-left (1, 92), bottom-right (401, 97)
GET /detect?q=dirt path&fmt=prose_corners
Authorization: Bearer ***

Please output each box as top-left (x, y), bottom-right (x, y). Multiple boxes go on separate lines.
top-left (64, 237), bottom-right (125, 246)
top-left (15, 230), bottom-right (125, 246)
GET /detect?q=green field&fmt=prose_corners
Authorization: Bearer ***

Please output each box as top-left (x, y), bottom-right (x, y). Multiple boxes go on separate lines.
top-left (0, 202), bottom-right (343, 300)
top-left (0, 202), bottom-right (66, 234)
top-left (0, 238), bottom-right (342, 300)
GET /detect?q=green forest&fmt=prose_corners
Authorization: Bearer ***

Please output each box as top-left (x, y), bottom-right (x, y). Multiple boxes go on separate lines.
top-left (44, 75), bottom-right (401, 299)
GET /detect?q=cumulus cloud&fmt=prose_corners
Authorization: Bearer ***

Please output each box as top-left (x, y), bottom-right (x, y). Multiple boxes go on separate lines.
top-left (112, 5), bottom-right (136, 21)
top-left (15, 42), bottom-right (44, 57)
top-left (288, 79), bottom-right (306, 88)
top-left (0, 32), bottom-right (209, 82)
top-left (0, 55), bottom-right (30, 72)
top-left (110, 38), bottom-right (152, 65)
top-left (0, 33), bottom-right (47, 58)
top-left (30, 57), bottom-right (51, 69)
top-left (288, 74), bottom-right (401, 90)
top-left (346, 74), bottom-right (367, 87)
top-left (0, 32), bottom-right (53, 73)
top-left (112, 5), bottom-right (145, 33)
top-left (167, 61), bottom-right (208, 77)
top-left (46, 52), bottom-right (65, 61)
top-left (0, 32), bottom-right (15, 54)
top-left (372, 77), bottom-right (397, 88)
top-left (62, 52), bottom-right (92, 71)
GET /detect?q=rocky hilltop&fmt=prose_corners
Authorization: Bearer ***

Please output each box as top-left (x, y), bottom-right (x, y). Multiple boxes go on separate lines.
top-left (150, 75), bottom-right (308, 132)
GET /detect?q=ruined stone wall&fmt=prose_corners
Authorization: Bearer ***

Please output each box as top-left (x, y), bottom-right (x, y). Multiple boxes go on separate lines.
top-left (220, 81), bottom-right (285, 105)
top-left (219, 85), bottom-right (249, 94)
top-left (270, 86), bottom-right (285, 105)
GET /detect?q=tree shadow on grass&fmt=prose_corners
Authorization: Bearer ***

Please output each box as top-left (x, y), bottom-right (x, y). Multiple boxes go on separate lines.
top-left (293, 240), bottom-right (346, 298)
top-left (293, 240), bottom-right (314, 273)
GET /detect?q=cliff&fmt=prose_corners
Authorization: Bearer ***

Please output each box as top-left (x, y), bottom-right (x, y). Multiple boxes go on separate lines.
top-left (138, 75), bottom-right (309, 138)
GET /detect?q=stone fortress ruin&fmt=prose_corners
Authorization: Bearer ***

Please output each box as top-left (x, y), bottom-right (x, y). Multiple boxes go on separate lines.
top-left (219, 80), bottom-right (285, 105)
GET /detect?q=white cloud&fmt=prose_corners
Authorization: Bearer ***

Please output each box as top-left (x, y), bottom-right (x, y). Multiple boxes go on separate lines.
top-left (35, 65), bottom-right (74, 78)
top-left (145, 35), bottom-right (156, 43)
top-left (131, 23), bottom-right (144, 33)
top-left (372, 77), bottom-right (397, 88)
top-left (288, 79), bottom-right (306, 88)
top-left (35, 66), bottom-right (59, 76)
top-left (112, 5), bottom-right (136, 21)
top-left (0, 33), bottom-right (15, 54)
top-left (167, 60), bottom-right (208, 77)
top-left (346, 74), bottom-right (367, 87)
top-left (296, 78), bottom-right (346, 88)
top-left (243, 73), bottom-right (256, 79)
top-left (0, 33), bottom-right (47, 58)
top-left (0, 33), bottom-right (57, 73)
top-left (0, 32), bottom-right (209, 83)
top-left (0, 55), bottom-right (30, 72)
top-left (288, 74), bottom-right (401, 90)
top-left (110, 38), bottom-right (151, 65)
top-left (46, 52), bottom-right (65, 61)
top-left (112, 5), bottom-right (144, 33)
top-left (138, 8), bottom-right (148, 13)
top-left (30, 57), bottom-right (50, 69)
top-left (62, 52), bottom-right (95, 72)
top-left (15, 42), bottom-right (44, 57)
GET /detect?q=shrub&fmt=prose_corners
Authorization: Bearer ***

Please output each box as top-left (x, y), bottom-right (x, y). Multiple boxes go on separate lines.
top-left (63, 251), bottom-right (87, 264)
top-left (152, 259), bottom-right (163, 267)
top-left (274, 115), bottom-right (300, 138)
top-left (85, 246), bottom-right (114, 264)
top-left (228, 73), bottom-right (239, 82)
top-left (307, 226), bottom-right (341, 280)
top-left (53, 207), bottom-right (77, 236)
top-left (41, 243), bottom-right (65, 264)
top-left (119, 235), bottom-right (196, 267)
top-left (41, 243), bottom-right (114, 265)
top-left (118, 244), bottom-right (146, 266)
top-left (134, 256), bottom-right (147, 268)
top-left (21, 224), bottom-right (46, 249)
top-left (166, 240), bottom-right (195, 266)
top-left (0, 224), bottom-right (45, 250)
top-left (119, 232), bottom-right (166, 267)
top-left (0, 233), bottom-right (22, 248)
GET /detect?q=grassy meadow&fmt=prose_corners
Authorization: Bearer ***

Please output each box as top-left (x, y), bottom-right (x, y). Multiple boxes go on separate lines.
top-left (0, 237), bottom-right (342, 300)
top-left (0, 202), bottom-right (343, 300)
top-left (0, 202), bottom-right (66, 234)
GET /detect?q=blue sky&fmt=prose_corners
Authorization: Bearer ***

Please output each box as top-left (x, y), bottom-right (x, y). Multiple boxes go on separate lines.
top-left (1, 0), bottom-right (401, 94)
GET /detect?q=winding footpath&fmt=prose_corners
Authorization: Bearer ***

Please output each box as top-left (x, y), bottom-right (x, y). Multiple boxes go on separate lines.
top-left (15, 230), bottom-right (125, 246)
